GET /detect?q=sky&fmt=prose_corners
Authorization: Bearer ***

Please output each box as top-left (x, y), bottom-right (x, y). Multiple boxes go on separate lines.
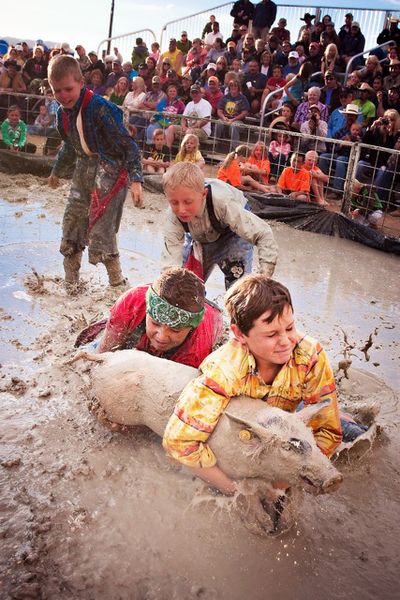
top-left (3, 0), bottom-right (400, 52)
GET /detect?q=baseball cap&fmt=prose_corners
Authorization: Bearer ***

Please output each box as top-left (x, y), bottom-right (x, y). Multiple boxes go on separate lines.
top-left (351, 22), bottom-right (360, 28)
top-left (167, 69), bottom-right (176, 77)
top-left (61, 42), bottom-right (72, 53)
top-left (15, 44), bottom-right (23, 51)
top-left (112, 58), bottom-right (121, 65)
top-left (138, 63), bottom-right (148, 69)
top-left (345, 13), bottom-right (353, 18)
top-left (152, 75), bottom-right (161, 83)
top-left (309, 104), bottom-right (321, 112)
top-left (288, 51), bottom-right (299, 59)
top-left (88, 50), bottom-right (97, 57)
top-left (227, 41), bottom-right (237, 48)
top-left (208, 76), bottom-right (219, 84)
top-left (207, 63), bottom-right (217, 70)
top-left (190, 84), bottom-right (201, 92)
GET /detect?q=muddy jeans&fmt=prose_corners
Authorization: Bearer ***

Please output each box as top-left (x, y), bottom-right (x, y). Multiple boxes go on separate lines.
top-left (60, 157), bottom-right (127, 264)
top-left (201, 230), bottom-right (253, 290)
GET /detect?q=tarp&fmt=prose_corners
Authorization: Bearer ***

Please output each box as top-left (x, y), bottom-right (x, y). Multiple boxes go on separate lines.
top-left (247, 193), bottom-right (400, 256)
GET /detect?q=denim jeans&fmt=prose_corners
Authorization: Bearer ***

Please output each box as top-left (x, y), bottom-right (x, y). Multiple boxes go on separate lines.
top-left (319, 153), bottom-right (349, 191)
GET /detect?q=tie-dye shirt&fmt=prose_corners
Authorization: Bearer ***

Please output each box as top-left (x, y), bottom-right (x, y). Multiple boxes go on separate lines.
top-left (163, 335), bottom-right (342, 467)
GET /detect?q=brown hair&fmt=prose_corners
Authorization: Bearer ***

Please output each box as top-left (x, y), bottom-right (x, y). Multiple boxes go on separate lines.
top-left (48, 54), bottom-right (82, 82)
top-left (153, 267), bottom-right (205, 312)
top-left (225, 274), bottom-right (293, 335)
top-left (7, 104), bottom-right (21, 115)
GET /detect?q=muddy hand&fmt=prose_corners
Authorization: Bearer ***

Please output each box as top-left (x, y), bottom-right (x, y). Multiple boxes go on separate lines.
top-left (48, 174), bottom-right (60, 189)
top-left (131, 181), bottom-right (143, 207)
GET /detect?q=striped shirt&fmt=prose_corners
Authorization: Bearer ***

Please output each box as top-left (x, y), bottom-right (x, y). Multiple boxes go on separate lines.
top-left (163, 336), bottom-right (342, 467)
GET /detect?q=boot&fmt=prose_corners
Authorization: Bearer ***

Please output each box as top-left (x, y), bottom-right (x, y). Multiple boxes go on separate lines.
top-left (104, 257), bottom-right (126, 287)
top-left (63, 252), bottom-right (82, 285)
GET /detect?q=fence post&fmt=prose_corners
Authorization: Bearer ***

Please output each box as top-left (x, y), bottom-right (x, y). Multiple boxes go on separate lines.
top-left (341, 142), bottom-right (360, 215)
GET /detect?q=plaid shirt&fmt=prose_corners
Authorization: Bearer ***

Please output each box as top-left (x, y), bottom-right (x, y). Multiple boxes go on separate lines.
top-left (163, 336), bottom-right (342, 467)
top-left (53, 87), bottom-right (143, 183)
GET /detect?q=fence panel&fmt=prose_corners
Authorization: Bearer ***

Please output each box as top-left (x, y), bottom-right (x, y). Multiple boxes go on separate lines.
top-left (96, 29), bottom-right (156, 64)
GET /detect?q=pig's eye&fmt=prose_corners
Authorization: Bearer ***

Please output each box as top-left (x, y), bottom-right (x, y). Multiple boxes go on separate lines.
top-left (239, 429), bottom-right (253, 441)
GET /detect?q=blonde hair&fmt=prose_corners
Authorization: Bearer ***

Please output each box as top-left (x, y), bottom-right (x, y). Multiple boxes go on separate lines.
top-left (132, 76), bottom-right (146, 92)
top-left (324, 43), bottom-right (338, 60)
top-left (163, 162), bottom-right (204, 193)
top-left (175, 133), bottom-right (200, 161)
top-left (48, 54), bottom-right (82, 83)
top-left (221, 144), bottom-right (249, 169)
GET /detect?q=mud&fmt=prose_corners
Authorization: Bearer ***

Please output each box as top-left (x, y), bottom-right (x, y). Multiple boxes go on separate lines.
top-left (0, 173), bottom-right (399, 600)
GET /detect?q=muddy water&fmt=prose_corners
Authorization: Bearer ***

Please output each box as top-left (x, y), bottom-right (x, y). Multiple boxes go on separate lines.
top-left (0, 181), bottom-right (399, 600)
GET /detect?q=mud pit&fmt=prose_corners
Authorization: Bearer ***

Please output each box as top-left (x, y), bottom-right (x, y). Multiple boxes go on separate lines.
top-left (0, 173), bottom-right (399, 600)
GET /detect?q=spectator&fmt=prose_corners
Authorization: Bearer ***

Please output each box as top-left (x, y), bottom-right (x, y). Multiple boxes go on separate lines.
top-left (277, 152), bottom-right (310, 201)
top-left (283, 51), bottom-right (301, 77)
top-left (304, 150), bottom-right (329, 205)
top-left (146, 83), bottom-right (185, 143)
top-left (242, 140), bottom-right (271, 184)
top-left (108, 76), bottom-right (130, 106)
top-left (136, 63), bottom-right (151, 89)
top-left (356, 114), bottom-right (398, 182)
top-left (142, 128), bottom-right (171, 173)
top-left (377, 16), bottom-right (400, 47)
top-left (13, 44), bottom-right (25, 68)
top-left (149, 42), bottom-right (160, 62)
top-left (145, 56), bottom-right (157, 79)
top-left (105, 59), bottom-right (124, 88)
top-left (294, 86), bottom-right (328, 126)
top-left (217, 144), bottom-right (274, 192)
top-left (204, 22), bottom-right (224, 50)
top-left (28, 104), bottom-right (55, 135)
top-left (86, 69), bottom-right (106, 95)
top-left (252, 0), bottom-right (277, 41)
top-left (358, 55), bottom-right (383, 86)
top-left (162, 69), bottom-right (180, 92)
top-left (205, 76), bottom-right (223, 117)
top-left (274, 39), bottom-right (291, 67)
top-left (86, 51), bottom-right (105, 76)
top-left (297, 12), bottom-right (316, 41)
top-left (123, 76), bottom-right (147, 138)
top-left (294, 44), bottom-right (307, 65)
top-left (306, 41), bottom-right (323, 73)
top-left (323, 22), bottom-right (340, 48)
top-left (122, 61), bottom-right (137, 81)
top-left (159, 38), bottom-right (183, 76)
top-left (60, 42), bottom-right (73, 56)
top-left (300, 104), bottom-right (328, 152)
top-left (241, 32), bottom-right (258, 65)
top-left (202, 14), bottom-right (217, 39)
top-left (271, 18), bottom-right (291, 44)
top-left (350, 179), bottom-right (383, 229)
top-left (164, 84), bottom-right (212, 149)
top-left (185, 38), bottom-right (208, 71)
top-left (341, 21), bottom-right (365, 68)
top-left (383, 60), bottom-right (400, 91)
top-left (281, 62), bottom-right (314, 107)
top-left (321, 43), bottom-right (341, 75)
top-left (215, 79), bottom-right (250, 149)
top-left (174, 133), bottom-right (205, 169)
top-left (230, 0), bottom-right (255, 28)
top-left (131, 75), bottom-right (166, 142)
top-left (346, 69), bottom-right (362, 92)
top-left (320, 71), bottom-right (342, 114)
top-left (225, 24), bottom-right (242, 47)
top-left (354, 83), bottom-right (377, 126)
top-left (243, 59), bottom-right (268, 114)
top-left (22, 45), bottom-right (48, 93)
top-left (377, 86), bottom-right (400, 116)
top-left (260, 50), bottom-right (273, 77)
top-left (224, 40), bottom-right (239, 65)
top-left (327, 88), bottom-right (358, 137)
top-left (207, 38), bottom-right (226, 64)
top-left (264, 63), bottom-right (286, 96)
top-left (131, 38), bottom-right (149, 70)
top-left (374, 132), bottom-right (400, 210)
top-left (178, 73), bottom-right (193, 104)
top-left (338, 12), bottom-right (353, 45)
top-left (236, 24), bottom-right (249, 53)
top-left (0, 59), bottom-right (27, 92)
top-left (296, 29), bottom-right (312, 54)
top-left (268, 122), bottom-right (292, 177)
top-left (75, 45), bottom-right (91, 74)
top-left (199, 63), bottom-right (218, 87)
top-left (0, 105), bottom-right (36, 153)
top-left (311, 21), bottom-right (324, 44)
top-left (177, 31), bottom-right (192, 56)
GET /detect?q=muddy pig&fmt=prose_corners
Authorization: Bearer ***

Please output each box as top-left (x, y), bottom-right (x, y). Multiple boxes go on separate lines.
top-left (83, 349), bottom-right (343, 532)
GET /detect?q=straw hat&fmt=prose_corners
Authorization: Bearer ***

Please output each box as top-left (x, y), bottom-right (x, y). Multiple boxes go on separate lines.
top-left (339, 103), bottom-right (361, 115)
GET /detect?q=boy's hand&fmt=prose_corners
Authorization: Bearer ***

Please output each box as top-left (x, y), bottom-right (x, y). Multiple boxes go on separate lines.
top-left (48, 174), bottom-right (60, 188)
top-left (131, 181), bottom-right (143, 207)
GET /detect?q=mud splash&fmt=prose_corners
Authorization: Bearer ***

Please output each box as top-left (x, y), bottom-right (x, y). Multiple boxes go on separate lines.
top-left (0, 173), bottom-right (399, 600)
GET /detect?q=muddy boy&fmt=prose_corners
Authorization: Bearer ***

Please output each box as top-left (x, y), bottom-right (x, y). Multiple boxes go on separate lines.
top-left (47, 55), bottom-right (143, 287)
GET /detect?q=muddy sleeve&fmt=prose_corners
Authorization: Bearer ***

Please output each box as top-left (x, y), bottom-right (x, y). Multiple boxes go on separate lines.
top-left (162, 376), bottom-right (231, 468)
top-left (213, 194), bottom-right (278, 276)
top-left (302, 347), bottom-right (342, 456)
top-left (160, 211), bottom-right (185, 270)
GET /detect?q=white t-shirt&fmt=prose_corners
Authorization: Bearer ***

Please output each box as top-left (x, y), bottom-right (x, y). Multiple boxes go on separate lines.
top-left (204, 31), bottom-right (224, 46)
top-left (183, 98), bottom-right (212, 136)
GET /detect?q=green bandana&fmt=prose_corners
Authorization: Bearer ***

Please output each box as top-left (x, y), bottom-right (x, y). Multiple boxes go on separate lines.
top-left (146, 287), bottom-right (205, 329)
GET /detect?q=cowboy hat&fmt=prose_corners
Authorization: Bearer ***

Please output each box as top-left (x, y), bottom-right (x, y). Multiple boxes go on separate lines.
top-left (300, 13), bottom-right (316, 21)
top-left (339, 103), bottom-right (361, 115)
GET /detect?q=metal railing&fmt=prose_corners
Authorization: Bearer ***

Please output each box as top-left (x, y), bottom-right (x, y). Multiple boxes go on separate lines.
top-left (96, 29), bottom-right (157, 63)
top-left (344, 40), bottom-right (396, 85)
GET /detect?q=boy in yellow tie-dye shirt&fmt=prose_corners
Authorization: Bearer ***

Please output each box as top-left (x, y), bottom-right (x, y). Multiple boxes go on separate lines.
top-left (163, 274), bottom-right (342, 496)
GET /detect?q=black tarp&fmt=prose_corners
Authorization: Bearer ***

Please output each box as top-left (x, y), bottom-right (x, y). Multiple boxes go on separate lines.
top-left (247, 193), bottom-right (400, 255)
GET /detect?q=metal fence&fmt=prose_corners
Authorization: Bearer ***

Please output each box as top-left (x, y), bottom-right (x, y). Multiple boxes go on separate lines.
top-left (159, 3), bottom-right (391, 52)
top-left (96, 29), bottom-right (157, 63)
top-left (1, 90), bottom-right (399, 234)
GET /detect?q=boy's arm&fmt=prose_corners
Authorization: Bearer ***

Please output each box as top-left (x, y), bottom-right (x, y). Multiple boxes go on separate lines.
top-left (302, 346), bottom-right (342, 456)
top-left (1, 122), bottom-right (12, 146)
top-left (160, 212), bottom-right (185, 269)
top-left (51, 138), bottom-right (77, 180)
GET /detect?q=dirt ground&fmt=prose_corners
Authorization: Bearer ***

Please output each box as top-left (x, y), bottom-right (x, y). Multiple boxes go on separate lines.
top-left (0, 173), bottom-right (399, 600)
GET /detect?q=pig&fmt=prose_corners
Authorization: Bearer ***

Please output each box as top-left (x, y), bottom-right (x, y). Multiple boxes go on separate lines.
top-left (79, 348), bottom-right (343, 534)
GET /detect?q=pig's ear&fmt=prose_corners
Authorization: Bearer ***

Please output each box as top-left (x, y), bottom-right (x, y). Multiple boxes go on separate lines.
top-left (224, 411), bottom-right (264, 445)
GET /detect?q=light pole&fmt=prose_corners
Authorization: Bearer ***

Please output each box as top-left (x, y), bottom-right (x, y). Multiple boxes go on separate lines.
top-left (107, 0), bottom-right (115, 54)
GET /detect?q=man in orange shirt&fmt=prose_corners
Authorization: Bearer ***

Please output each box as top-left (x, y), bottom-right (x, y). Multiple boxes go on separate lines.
top-left (277, 152), bottom-right (310, 201)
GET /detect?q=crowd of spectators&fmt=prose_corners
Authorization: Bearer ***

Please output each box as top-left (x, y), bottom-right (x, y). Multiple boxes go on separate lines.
top-left (1, 2), bottom-right (400, 218)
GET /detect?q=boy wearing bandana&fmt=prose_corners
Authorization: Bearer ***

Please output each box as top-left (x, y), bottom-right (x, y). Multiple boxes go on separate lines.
top-left (95, 268), bottom-right (223, 368)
